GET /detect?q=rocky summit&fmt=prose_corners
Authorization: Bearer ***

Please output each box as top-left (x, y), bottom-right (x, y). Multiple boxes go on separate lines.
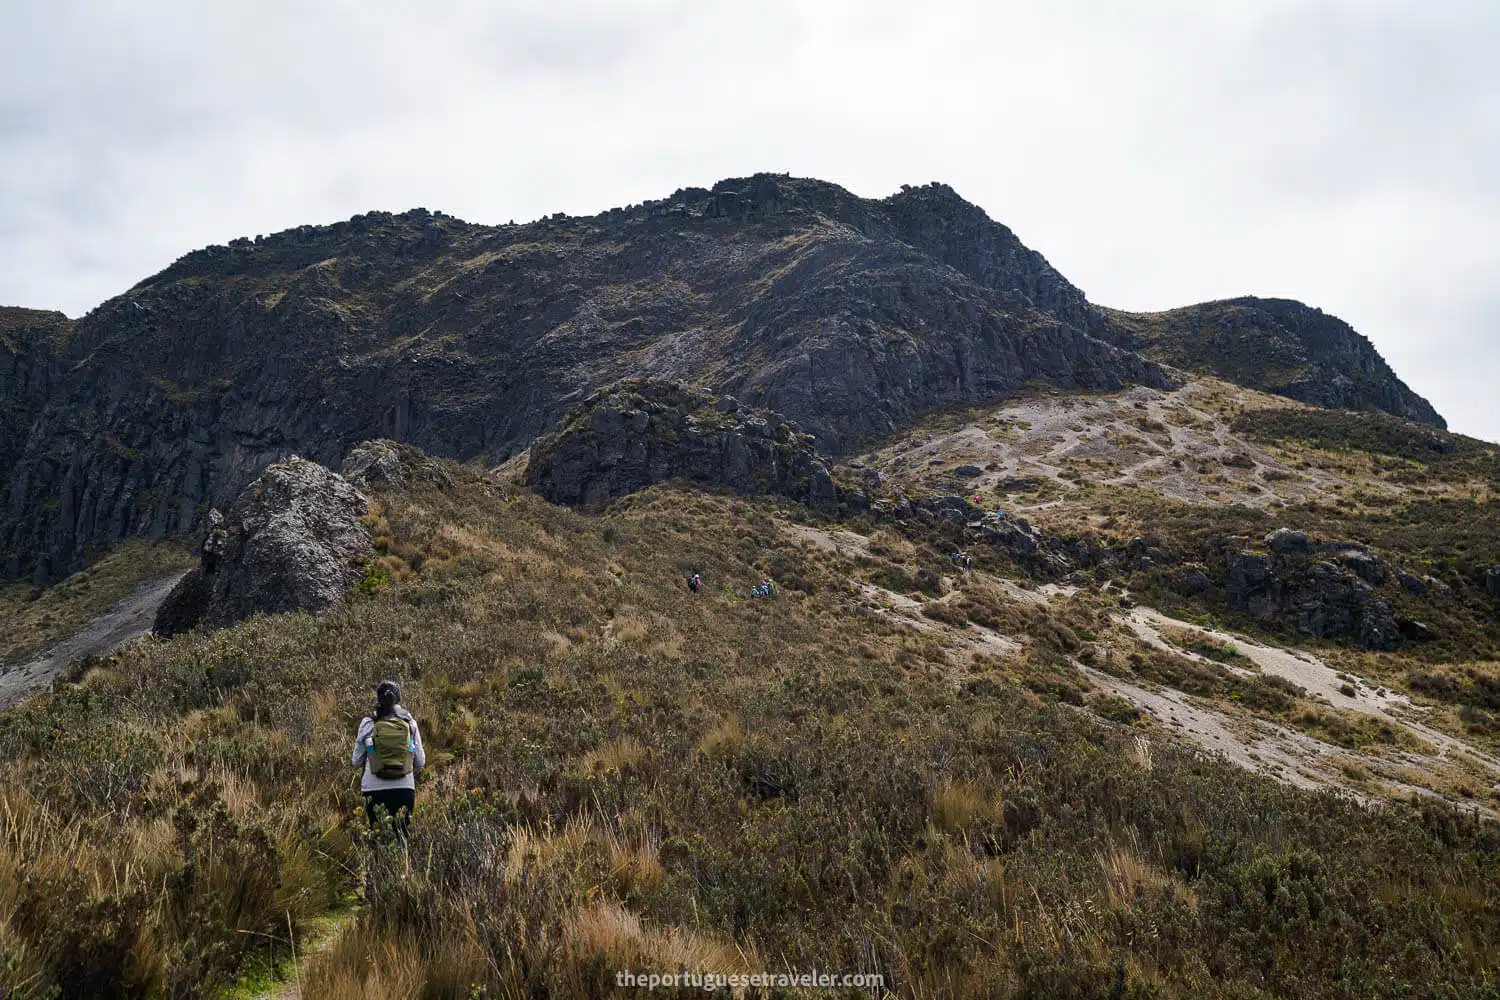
top-left (0, 175), bottom-right (1443, 584)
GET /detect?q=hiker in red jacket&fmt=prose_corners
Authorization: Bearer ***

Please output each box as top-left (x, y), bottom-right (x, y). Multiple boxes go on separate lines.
top-left (351, 680), bottom-right (425, 835)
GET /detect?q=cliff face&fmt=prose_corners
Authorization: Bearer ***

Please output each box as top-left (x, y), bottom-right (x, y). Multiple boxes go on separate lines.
top-left (1, 175), bottom-right (1167, 582)
top-left (1095, 297), bottom-right (1444, 427)
top-left (0, 309), bottom-right (68, 534)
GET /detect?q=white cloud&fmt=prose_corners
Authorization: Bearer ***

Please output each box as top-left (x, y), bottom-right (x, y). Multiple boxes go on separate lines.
top-left (2, 0), bottom-right (1496, 437)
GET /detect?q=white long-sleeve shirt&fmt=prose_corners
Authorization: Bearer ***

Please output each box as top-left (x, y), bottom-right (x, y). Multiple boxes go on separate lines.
top-left (351, 707), bottom-right (426, 792)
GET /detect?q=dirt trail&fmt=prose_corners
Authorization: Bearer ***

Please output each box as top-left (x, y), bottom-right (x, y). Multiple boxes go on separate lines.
top-left (1083, 666), bottom-right (1327, 793)
top-left (0, 569), bottom-right (190, 705)
top-left (245, 908), bottom-right (359, 1000)
top-left (856, 582), bottom-right (1021, 661)
top-left (782, 522), bottom-right (871, 557)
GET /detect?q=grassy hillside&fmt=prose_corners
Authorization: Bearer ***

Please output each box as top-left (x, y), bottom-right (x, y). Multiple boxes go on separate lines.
top-left (1, 457), bottom-right (1496, 998)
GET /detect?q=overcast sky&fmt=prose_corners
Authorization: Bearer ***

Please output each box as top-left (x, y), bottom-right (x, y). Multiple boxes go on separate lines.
top-left (3, 1), bottom-right (1496, 438)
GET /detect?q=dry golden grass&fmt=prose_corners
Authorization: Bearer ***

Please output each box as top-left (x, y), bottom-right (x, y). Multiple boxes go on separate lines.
top-left (0, 451), bottom-right (1496, 996)
top-left (931, 778), bottom-right (1005, 833)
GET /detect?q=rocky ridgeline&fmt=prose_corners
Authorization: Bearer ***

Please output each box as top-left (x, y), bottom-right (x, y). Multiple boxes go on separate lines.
top-left (154, 455), bottom-right (374, 636)
top-left (525, 381), bottom-right (846, 510)
top-left (2, 174), bottom-right (1179, 584)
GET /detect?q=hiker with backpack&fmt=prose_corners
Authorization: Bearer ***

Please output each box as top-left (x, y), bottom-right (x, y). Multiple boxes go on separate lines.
top-left (688, 572), bottom-right (702, 593)
top-left (352, 680), bottom-right (425, 833)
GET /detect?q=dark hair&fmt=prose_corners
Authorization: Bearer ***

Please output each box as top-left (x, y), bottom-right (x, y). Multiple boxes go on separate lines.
top-left (374, 680), bottom-right (402, 718)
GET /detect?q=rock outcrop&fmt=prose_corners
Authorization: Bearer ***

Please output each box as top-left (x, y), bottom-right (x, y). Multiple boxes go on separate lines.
top-left (154, 456), bottom-right (373, 636)
top-left (525, 381), bottom-right (846, 510)
top-left (341, 439), bottom-right (455, 492)
top-left (1221, 530), bottom-right (1401, 650)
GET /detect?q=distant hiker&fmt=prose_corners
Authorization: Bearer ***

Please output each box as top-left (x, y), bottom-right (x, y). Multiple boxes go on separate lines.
top-left (688, 573), bottom-right (702, 593)
top-left (352, 680), bottom-right (425, 835)
top-left (962, 553), bottom-right (973, 571)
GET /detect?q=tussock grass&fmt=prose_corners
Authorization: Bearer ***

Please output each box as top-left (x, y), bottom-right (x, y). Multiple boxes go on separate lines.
top-left (0, 462), bottom-right (1496, 996)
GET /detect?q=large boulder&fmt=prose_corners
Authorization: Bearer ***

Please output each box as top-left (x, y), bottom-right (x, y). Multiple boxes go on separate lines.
top-left (1264, 527), bottom-right (1313, 556)
top-left (524, 380), bottom-right (844, 511)
top-left (154, 457), bottom-right (373, 636)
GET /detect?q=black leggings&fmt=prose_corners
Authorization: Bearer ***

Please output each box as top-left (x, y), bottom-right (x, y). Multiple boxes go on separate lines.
top-left (364, 788), bottom-right (415, 832)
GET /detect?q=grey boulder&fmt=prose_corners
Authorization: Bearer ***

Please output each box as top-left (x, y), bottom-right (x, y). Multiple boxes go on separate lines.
top-left (154, 456), bottom-right (373, 636)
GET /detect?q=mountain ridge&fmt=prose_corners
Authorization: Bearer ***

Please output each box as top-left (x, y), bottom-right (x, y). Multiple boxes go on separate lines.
top-left (0, 173), bottom-right (1445, 583)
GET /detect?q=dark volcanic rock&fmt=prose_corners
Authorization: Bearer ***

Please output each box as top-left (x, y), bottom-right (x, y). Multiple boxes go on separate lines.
top-left (1397, 618), bottom-right (1436, 642)
top-left (1178, 566), bottom-right (1214, 597)
top-left (1224, 541), bottom-right (1399, 650)
top-left (1095, 296), bottom-right (1444, 427)
top-left (0, 175), bottom-right (1445, 583)
top-left (1326, 545), bottom-right (1387, 586)
top-left (0, 308), bottom-right (68, 581)
top-left (1227, 551), bottom-right (1286, 619)
top-left (524, 380), bottom-right (842, 510)
top-left (1, 177), bottom-right (1176, 583)
top-left (153, 457), bottom-right (373, 635)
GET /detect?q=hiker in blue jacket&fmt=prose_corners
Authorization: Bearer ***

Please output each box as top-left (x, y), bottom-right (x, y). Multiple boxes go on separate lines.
top-left (351, 680), bottom-right (426, 834)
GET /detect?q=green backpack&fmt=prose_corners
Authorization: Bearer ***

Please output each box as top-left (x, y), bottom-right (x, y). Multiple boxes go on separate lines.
top-left (370, 717), bottom-right (415, 779)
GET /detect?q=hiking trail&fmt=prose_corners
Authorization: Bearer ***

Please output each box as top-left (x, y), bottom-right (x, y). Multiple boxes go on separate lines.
top-left (0, 569), bottom-right (190, 706)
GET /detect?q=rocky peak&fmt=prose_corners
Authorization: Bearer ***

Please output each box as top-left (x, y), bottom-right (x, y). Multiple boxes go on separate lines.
top-left (1095, 296), bottom-right (1443, 427)
top-left (0, 175), bottom-right (1450, 585)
